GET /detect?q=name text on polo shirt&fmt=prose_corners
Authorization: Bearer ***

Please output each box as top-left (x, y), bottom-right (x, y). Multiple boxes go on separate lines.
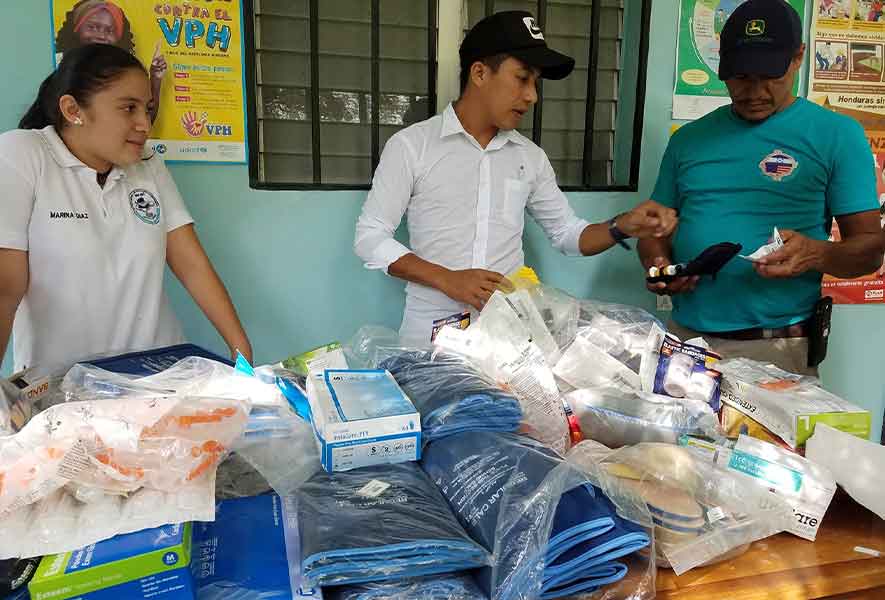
top-left (49, 211), bottom-right (88, 220)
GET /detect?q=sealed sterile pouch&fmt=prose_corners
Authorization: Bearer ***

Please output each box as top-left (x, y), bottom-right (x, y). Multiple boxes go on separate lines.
top-left (713, 435), bottom-right (837, 541)
top-left (592, 443), bottom-right (794, 575)
top-left (648, 336), bottom-right (722, 411)
top-left (554, 302), bottom-right (666, 392)
top-left (565, 388), bottom-right (721, 448)
top-left (806, 423), bottom-right (885, 520)
top-left (740, 227), bottom-right (784, 262)
top-left (719, 358), bottom-right (871, 448)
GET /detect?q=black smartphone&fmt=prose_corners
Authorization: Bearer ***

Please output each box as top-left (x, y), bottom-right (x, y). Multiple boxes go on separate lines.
top-left (808, 296), bottom-right (833, 368)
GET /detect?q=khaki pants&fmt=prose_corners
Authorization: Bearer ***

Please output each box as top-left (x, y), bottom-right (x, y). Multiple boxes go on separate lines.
top-left (667, 321), bottom-right (819, 377)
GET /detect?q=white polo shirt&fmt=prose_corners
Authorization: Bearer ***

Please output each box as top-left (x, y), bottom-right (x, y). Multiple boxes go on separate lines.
top-left (0, 126), bottom-right (193, 372)
top-left (354, 103), bottom-right (589, 346)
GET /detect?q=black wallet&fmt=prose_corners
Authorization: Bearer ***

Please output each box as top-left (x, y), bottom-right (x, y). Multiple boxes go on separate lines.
top-left (646, 242), bottom-right (743, 284)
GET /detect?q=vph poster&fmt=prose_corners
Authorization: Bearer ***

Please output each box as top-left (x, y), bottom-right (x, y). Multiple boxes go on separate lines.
top-left (673, 0), bottom-right (806, 120)
top-left (810, 0), bottom-right (885, 303)
top-left (51, 0), bottom-right (247, 163)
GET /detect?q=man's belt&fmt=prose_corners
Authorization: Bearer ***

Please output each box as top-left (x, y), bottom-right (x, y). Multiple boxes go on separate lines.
top-left (703, 319), bottom-right (810, 341)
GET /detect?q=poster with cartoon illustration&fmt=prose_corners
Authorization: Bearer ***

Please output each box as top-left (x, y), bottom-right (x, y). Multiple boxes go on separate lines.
top-left (673, 0), bottom-right (806, 120)
top-left (51, 0), bottom-right (246, 163)
top-left (811, 0), bottom-right (885, 303)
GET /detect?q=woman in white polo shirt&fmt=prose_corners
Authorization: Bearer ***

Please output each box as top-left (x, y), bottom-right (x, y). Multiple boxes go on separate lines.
top-left (0, 44), bottom-right (251, 372)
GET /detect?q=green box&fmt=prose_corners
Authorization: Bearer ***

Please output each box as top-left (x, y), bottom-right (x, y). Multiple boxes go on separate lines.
top-left (29, 523), bottom-right (194, 600)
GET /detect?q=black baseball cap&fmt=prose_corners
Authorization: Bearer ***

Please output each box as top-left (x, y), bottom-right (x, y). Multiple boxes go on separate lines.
top-left (460, 11), bottom-right (575, 80)
top-left (718, 0), bottom-right (803, 81)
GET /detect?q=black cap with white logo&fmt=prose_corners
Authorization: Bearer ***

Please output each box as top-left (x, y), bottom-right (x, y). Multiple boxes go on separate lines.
top-left (718, 0), bottom-right (803, 81)
top-left (460, 11), bottom-right (575, 80)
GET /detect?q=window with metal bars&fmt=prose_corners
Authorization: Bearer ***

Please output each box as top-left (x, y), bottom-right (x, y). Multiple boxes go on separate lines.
top-left (244, 0), bottom-right (437, 189)
top-left (465, 0), bottom-right (650, 190)
top-left (243, 0), bottom-right (649, 191)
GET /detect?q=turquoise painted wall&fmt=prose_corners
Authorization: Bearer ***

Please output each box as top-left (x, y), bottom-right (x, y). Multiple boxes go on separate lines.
top-left (1, 1), bottom-right (882, 441)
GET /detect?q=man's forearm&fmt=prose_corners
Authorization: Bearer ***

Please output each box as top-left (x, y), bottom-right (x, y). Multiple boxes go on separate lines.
top-left (388, 253), bottom-right (451, 293)
top-left (814, 233), bottom-right (884, 278)
top-left (578, 223), bottom-right (617, 256)
top-left (637, 238), bottom-right (673, 269)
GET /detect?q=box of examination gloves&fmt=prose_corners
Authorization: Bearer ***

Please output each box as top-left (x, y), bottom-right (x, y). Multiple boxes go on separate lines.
top-left (718, 358), bottom-right (870, 449)
top-left (28, 523), bottom-right (194, 600)
top-left (306, 369), bottom-right (421, 472)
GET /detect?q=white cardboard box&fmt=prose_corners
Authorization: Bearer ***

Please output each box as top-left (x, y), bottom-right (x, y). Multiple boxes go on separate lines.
top-left (306, 369), bottom-right (421, 472)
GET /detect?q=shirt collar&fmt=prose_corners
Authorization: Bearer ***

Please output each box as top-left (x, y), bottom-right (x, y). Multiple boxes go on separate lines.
top-left (440, 103), bottom-right (527, 147)
top-left (40, 125), bottom-right (127, 180)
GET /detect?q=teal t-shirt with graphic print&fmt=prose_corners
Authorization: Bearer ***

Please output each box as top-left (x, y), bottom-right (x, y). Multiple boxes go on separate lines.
top-left (652, 98), bottom-right (876, 333)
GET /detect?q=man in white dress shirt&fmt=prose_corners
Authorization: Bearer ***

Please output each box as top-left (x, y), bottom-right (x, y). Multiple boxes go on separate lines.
top-left (354, 11), bottom-right (677, 346)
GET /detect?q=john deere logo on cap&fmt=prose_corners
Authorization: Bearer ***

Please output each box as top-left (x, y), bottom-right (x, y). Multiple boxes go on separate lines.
top-left (746, 19), bottom-right (765, 36)
top-left (522, 16), bottom-right (544, 40)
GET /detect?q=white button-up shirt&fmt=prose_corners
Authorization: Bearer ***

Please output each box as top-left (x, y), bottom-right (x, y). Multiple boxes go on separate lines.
top-left (354, 103), bottom-right (589, 345)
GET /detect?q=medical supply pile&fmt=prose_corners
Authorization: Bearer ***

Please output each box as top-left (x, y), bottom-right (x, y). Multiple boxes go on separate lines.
top-left (1, 270), bottom-right (881, 600)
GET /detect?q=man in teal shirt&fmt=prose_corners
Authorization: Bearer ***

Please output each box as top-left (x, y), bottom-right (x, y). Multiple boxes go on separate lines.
top-left (641, 0), bottom-right (883, 374)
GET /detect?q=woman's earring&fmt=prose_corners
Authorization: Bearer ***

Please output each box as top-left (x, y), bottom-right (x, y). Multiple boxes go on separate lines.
top-left (74, 117), bottom-right (83, 126)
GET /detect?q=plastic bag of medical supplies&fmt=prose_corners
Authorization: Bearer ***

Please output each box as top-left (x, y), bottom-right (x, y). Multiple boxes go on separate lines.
top-left (717, 357), bottom-right (871, 449)
top-left (576, 441), bottom-right (794, 575)
top-left (554, 301), bottom-right (666, 392)
top-left (565, 387), bottom-right (722, 448)
top-left (432, 296), bottom-right (571, 454)
top-left (0, 360), bottom-right (252, 559)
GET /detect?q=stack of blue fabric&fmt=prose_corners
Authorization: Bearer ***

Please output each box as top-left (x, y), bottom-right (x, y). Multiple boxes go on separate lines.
top-left (325, 573), bottom-right (487, 600)
top-left (379, 351), bottom-right (522, 442)
top-left (421, 432), bottom-right (650, 599)
top-left (295, 462), bottom-right (490, 587)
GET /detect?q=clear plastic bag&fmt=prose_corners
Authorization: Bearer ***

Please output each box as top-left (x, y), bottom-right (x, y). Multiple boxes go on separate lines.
top-left (586, 442), bottom-right (794, 575)
top-left (554, 302), bottom-right (665, 392)
top-left (565, 388), bottom-right (722, 448)
top-left (526, 286), bottom-right (581, 351)
top-left (343, 325), bottom-right (422, 370)
top-left (325, 574), bottom-right (486, 600)
top-left (565, 440), bottom-right (657, 600)
top-left (432, 313), bottom-right (570, 454)
top-left (233, 412), bottom-right (320, 497)
top-left (0, 361), bottom-right (251, 559)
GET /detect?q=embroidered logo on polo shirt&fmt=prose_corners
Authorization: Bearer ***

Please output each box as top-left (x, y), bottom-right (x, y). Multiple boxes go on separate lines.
top-left (759, 149), bottom-right (798, 182)
top-left (129, 189), bottom-right (161, 225)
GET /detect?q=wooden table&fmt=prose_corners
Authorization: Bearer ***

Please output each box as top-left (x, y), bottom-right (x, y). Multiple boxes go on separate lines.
top-left (656, 491), bottom-right (885, 599)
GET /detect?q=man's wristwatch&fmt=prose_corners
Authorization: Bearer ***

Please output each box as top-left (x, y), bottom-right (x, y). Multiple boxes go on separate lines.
top-left (608, 214), bottom-right (632, 249)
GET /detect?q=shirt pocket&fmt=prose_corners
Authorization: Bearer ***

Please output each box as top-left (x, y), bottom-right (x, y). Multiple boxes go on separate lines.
top-left (501, 178), bottom-right (530, 230)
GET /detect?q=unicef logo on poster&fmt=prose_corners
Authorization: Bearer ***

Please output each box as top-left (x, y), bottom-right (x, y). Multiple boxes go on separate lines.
top-left (129, 189), bottom-right (161, 225)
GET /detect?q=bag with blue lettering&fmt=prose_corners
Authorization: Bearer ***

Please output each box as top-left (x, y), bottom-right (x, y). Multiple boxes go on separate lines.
top-left (295, 462), bottom-right (490, 587)
top-left (192, 493), bottom-right (322, 600)
top-left (421, 432), bottom-right (650, 600)
top-left (378, 350), bottom-right (522, 443)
